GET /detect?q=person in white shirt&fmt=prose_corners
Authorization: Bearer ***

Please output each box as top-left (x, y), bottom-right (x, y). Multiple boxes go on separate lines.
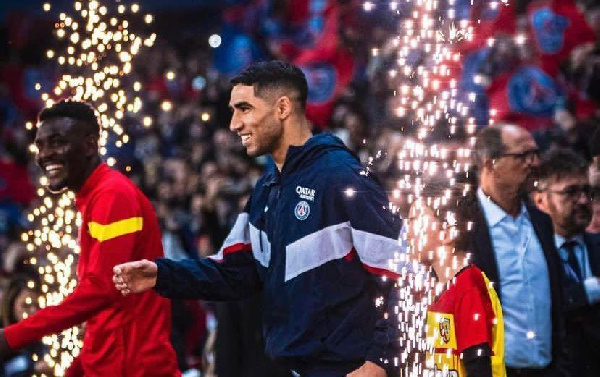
top-left (464, 124), bottom-right (569, 377)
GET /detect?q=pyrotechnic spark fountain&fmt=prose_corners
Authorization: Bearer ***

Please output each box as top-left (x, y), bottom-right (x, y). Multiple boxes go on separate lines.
top-left (363, 1), bottom-right (510, 375)
top-left (22, 2), bottom-right (155, 375)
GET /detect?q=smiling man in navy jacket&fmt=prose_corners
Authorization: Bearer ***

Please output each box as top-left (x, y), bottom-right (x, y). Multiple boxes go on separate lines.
top-left (113, 61), bottom-right (406, 377)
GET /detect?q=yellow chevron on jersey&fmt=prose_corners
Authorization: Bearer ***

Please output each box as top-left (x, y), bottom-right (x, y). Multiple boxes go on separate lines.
top-left (88, 217), bottom-right (143, 242)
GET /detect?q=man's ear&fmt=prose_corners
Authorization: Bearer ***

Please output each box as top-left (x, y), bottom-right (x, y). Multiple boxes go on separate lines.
top-left (276, 96), bottom-right (292, 120)
top-left (440, 226), bottom-right (457, 246)
top-left (533, 191), bottom-right (549, 214)
top-left (483, 157), bottom-right (495, 171)
top-left (84, 134), bottom-right (99, 158)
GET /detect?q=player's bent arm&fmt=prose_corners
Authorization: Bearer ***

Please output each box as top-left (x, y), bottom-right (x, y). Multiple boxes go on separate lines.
top-left (3, 274), bottom-right (121, 350)
top-left (153, 255), bottom-right (262, 301)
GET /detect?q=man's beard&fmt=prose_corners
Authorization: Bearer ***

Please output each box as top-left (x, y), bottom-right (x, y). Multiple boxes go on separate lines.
top-left (46, 183), bottom-right (68, 194)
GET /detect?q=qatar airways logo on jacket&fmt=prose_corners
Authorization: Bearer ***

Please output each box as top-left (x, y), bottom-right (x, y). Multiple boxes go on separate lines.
top-left (296, 185), bottom-right (316, 201)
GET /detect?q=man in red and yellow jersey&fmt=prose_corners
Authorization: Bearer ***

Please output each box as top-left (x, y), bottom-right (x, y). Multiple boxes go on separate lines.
top-left (426, 265), bottom-right (505, 377)
top-left (410, 202), bottom-right (505, 377)
top-left (0, 100), bottom-right (180, 377)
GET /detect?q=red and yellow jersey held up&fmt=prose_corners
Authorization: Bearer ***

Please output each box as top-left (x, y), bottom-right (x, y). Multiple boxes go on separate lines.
top-left (5, 164), bottom-right (179, 377)
top-left (426, 265), bottom-right (505, 377)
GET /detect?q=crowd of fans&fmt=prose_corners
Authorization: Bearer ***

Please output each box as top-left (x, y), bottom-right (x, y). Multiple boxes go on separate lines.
top-left (0, 0), bottom-right (600, 376)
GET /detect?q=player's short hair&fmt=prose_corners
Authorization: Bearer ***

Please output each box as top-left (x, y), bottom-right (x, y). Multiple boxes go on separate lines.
top-left (537, 148), bottom-right (589, 188)
top-left (473, 126), bottom-right (506, 168)
top-left (38, 100), bottom-right (100, 136)
top-left (231, 60), bottom-right (308, 110)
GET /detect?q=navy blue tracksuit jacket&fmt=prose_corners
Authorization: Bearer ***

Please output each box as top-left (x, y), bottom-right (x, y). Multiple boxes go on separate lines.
top-left (154, 134), bottom-right (407, 376)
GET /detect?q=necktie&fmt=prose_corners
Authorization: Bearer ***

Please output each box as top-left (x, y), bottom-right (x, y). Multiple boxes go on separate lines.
top-left (563, 240), bottom-right (582, 281)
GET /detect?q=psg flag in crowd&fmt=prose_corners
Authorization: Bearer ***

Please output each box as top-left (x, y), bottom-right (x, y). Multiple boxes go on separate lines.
top-left (0, 160), bottom-right (35, 206)
top-left (487, 65), bottom-right (564, 131)
top-left (527, 0), bottom-right (596, 76)
top-left (454, 0), bottom-right (516, 54)
top-left (290, 0), bottom-right (355, 128)
top-left (453, 0), bottom-right (517, 127)
top-left (459, 47), bottom-right (491, 127)
top-left (214, 0), bottom-right (356, 127)
top-left (260, 0), bottom-right (343, 66)
top-left (295, 48), bottom-right (355, 129)
top-left (213, 23), bottom-right (265, 76)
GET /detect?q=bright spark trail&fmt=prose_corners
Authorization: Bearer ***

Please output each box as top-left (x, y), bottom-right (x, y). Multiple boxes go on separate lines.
top-left (23, 1), bottom-right (155, 375)
top-left (363, 1), bottom-right (509, 375)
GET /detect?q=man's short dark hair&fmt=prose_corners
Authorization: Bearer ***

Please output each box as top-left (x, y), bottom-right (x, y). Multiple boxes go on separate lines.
top-left (38, 100), bottom-right (100, 136)
top-left (537, 148), bottom-right (589, 188)
top-left (473, 126), bottom-right (506, 168)
top-left (230, 60), bottom-right (308, 109)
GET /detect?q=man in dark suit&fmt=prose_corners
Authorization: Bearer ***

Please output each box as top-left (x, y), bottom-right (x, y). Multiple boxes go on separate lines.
top-left (461, 124), bottom-right (568, 377)
top-left (534, 148), bottom-right (600, 377)
top-left (588, 126), bottom-right (599, 233)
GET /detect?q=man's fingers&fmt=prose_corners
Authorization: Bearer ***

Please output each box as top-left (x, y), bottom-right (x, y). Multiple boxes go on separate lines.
top-left (115, 282), bottom-right (128, 290)
top-left (113, 260), bottom-right (146, 275)
top-left (113, 260), bottom-right (153, 296)
top-left (113, 274), bottom-right (123, 284)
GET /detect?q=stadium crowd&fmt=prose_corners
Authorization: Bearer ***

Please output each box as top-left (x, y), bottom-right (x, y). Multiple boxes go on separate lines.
top-left (0, 0), bottom-right (600, 376)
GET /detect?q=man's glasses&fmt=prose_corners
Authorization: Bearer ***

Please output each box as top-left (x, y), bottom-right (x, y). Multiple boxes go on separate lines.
top-left (545, 185), bottom-right (598, 201)
top-left (500, 149), bottom-right (540, 163)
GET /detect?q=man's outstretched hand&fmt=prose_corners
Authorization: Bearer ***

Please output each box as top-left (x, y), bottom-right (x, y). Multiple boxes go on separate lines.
top-left (112, 259), bottom-right (158, 296)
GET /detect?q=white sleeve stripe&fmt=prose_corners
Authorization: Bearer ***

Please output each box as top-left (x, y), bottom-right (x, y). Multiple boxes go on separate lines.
top-left (209, 213), bottom-right (251, 261)
top-left (351, 227), bottom-right (407, 273)
top-left (285, 222), bottom-right (353, 282)
top-left (285, 222), bottom-right (408, 282)
top-left (250, 223), bottom-right (271, 268)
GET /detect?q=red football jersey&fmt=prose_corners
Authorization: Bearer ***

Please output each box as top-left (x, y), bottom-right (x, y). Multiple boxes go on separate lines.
top-left (5, 164), bottom-right (180, 377)
top-left (426, 265), bottom-right (505, 377)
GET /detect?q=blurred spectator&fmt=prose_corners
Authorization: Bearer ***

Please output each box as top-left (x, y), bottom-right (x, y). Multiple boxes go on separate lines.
top-left (466, 125), bottom-right (569, 377)
top-left (589, 126), bottom-right (600, 234)
top-left (534, 148), bottom-right (600, 377)
top-left (0, 273), bottom-right (49, 377)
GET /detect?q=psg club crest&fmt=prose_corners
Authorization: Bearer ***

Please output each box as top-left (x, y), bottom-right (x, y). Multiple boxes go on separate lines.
top-left (294, 201), bottom-right (311, 221)
top-left (531, 7), bottom-right (569, 54)
top-left (508, 67), bottom-right (561, 117)
top-left (302, 64), bottom-right (337, 105)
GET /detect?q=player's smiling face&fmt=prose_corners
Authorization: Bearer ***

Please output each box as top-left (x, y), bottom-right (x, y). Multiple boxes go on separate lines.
top-left (228, 84), bottom-right (283, 158)
top-left (34, 117), bottom-right (96, 193)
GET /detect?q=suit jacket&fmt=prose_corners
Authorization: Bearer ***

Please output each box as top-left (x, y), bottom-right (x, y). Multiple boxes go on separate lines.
top-left (561, 232), bottom-right (600, 377)
top-left (458, 194), bottom-right (568, 375)
top-left (562, 233), bottom-right (600, 311)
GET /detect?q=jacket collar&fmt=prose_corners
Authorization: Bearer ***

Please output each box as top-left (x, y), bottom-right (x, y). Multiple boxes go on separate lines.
top-left (261, 133), bottom-right (349, 186)
top-left (554, 233), bottom-right (585, 251)
top-left (477, 187), bottom-right (529, 227)
top-left (75, 163), bottom-right (111, 210)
